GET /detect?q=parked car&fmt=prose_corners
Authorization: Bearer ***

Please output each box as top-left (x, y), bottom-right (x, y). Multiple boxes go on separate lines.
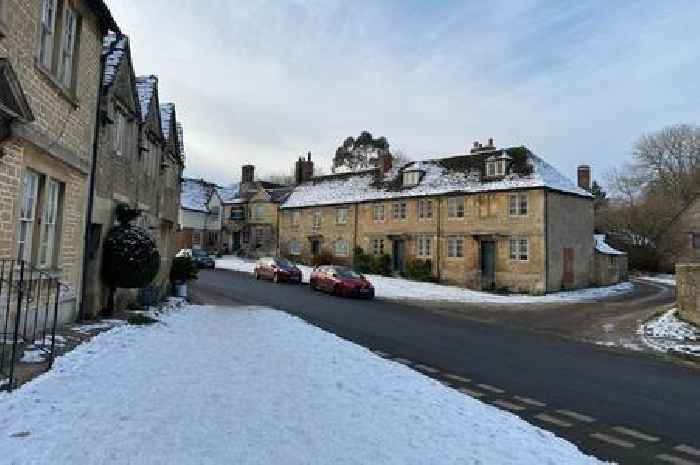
top-left (176, 248), bottom-right (215, 269)
top-left (309, 265), bottom-right (374, 298)
top-left (254, 257), bottom-right (302, 283)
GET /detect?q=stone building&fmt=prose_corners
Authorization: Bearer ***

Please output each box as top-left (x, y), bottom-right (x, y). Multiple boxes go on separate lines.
top-left (0, 0), bottom-right (118, 319)
top-left (280, 142), bottom-right (604, 294)
top-left (656, 195), bottom-right (700, 273)
top-left (84, 35), bottom-right (184, 315)
top-left (177, 178), bottom-right (222, 253)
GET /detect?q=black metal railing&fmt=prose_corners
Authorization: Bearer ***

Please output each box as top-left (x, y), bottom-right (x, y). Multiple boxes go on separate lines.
top-left (0, 259), bottom-right (63, 392)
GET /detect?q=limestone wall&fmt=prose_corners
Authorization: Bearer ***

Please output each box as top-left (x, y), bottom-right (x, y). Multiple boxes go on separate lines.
top-left (676, 263), bottom-right (700, 327)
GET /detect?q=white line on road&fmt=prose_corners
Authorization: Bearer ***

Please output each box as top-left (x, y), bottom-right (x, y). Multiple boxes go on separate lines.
top-left (443, 374), bottom-right (471, 384)
top-left (476, 383), bottom-right (505, 394)
top-left (656, 454), bottom-right (699, 465)
top-left (491, 400), bottom-right (526, 412)
top-left (534, 414), bottom-right (572, 428)
top-left (590, 433), bottom-right (635, 449)
top-left (512, 396), bottom-right (546, 407)
top-left (556, 409), bottom-right (596, 423)
top-left (612, 426), bottom-right (660, 442)
top-left (458, 387), bottom-right (484, 398)
top-left (675, 445), bottom-right (700, 458)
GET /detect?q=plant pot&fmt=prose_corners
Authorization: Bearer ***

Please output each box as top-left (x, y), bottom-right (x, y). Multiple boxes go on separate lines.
top-left (173, 281), bottom-right (187, 298)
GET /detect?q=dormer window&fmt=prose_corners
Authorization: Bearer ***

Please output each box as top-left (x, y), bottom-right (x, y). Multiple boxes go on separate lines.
top-left (486, 151), bottom-right (511, 178)
top-left (403, 170), bottom-right (421, 187)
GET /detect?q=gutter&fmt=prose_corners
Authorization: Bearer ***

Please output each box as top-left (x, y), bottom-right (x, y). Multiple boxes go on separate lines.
top-left (79, 31), bottom-right (122, 321)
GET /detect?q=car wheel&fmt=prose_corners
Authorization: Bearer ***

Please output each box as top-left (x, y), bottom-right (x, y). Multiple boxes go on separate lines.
top-left (273, 273), bottom-right (280, 283)
top-left (310, 279), bottom-right (317, 291)
top-left (255, 272), bottom-right (260, 280)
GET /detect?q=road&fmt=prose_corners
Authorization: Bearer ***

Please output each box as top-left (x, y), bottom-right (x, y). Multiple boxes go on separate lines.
top-left (190, 268), bottom-right (700, 465)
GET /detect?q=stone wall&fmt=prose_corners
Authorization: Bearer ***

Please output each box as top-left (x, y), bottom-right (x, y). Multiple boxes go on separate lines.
top-left (592, 253), bottom-right (628, 286)
top-left (658, 198), bottom-right (700, 273)
top-left (676, 263), bottom-right (700, 327)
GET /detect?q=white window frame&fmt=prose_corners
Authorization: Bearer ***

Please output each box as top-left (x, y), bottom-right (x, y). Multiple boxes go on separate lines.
top-left (447, 197), bottom-right (464, 219)
top-left (289, 239), bottom-right (301, 256)
top-left (447, 237), bottom-right (464, 258)
top-left (335, 207), bottom-right (348, 225)
top-left (372, 238), bottom-right (385, 256)
top-left (418, 199), bottom-right (433, 219)
top-left (509, 237), bottom-right (529, 261)
top-left (392, 201), bottom-right (407, 220)
top-left (58, 3), bottom-right (78, 88)
top-left (333, 239), bottom-right (349, 257)
top-left (312, 209), bottom-right (322, 228)
top-left (17, 170), bottom-right (40, 262)
top-left (403, 171), bottom-right (420, 187)
top-left (509, 193), bottom-right (528, 216)
top-left (417, 236), bottom-right (431, 258)
top-left (38, 178), bottom-right (60, 268)
top-left (39, 0), bottom-right (57, 69)
top-left (253, 204), bottom-right (264, 219)
top-left (372, 204), bottom-right (384, 222)
top-left (291, 210), bottom-right (300, 226)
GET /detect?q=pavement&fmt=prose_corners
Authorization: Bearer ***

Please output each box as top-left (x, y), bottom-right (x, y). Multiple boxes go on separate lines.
top-left (190, 268), bottom-right (700, 465)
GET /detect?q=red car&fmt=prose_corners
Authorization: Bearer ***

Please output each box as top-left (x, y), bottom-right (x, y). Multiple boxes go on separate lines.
top-left (254, 257), bottom-right (302, 283)
top-left (309, 265), bottom-right (375, 298)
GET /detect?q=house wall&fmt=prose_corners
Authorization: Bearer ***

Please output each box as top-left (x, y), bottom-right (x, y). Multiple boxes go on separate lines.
top-left (657, 198), bottom-right (700, 273)
top-left (244, 196), bottom-right (280, 257)
top-left (676, 263), bottom-right (700, 327)
top-left (592, 253), bottom-right (628, 286)
top-left (546, 192), bottom-right (594, 291)
top-left (0, 0), bottom-right (107, 318)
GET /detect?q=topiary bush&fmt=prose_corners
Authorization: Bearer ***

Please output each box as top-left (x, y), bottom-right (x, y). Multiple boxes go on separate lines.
top-left (405, 258), bottom-right (434, 282)
top-left (353, 247), bottom-right (373, 274)
top-left (170, 256), bottom-right (198, 282)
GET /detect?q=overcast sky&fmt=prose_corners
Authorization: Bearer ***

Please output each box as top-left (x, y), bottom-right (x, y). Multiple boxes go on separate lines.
top-left (106, 0), bottom-right (700, 187)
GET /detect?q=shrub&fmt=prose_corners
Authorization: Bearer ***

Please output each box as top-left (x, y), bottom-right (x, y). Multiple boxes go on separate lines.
top-left (372, 254), bottom-right (392, 276)
top-left (127, 314), bottom-right (159, 325)
top-left (170, 256), bottom-right (199, 282)
top-left (353, 247), bottom-right (373, 274)
top-left (311, 251), bottom-right (333, 267)
top-left (102, 226), bottom-right (160, 289)
top-left (405, 259), bottom-right (434, 282)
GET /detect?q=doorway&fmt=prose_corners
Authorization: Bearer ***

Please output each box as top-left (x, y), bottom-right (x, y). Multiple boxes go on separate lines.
top-left (481, 241), bottom-right (496, 290)
top-left (392, 239), bottom-right (405, 273)
top-left (233, 231), bottom-right (241, 252)
top-left (311, 239), bottom-right (322, 256)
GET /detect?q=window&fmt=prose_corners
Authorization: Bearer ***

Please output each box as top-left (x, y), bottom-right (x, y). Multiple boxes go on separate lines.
top-left (254, 227), bottom-right (266, 247)
top-left (403, 171), bottom-right (420, 187)
top-left (447, 238), bottom-right (464, 258)
top-left (693, 233), bottom-right (700, 250)
top-left (289, 240), bottom-right (301, 256)
top-left (392, 202), bottom-right (407, 220)
top-left (17, 170), bottom-right (63, 267)
top-left (509, 238), bottom-right (529, 261)
top-left (291, 210), bottom-right (300, 226)
top-left (39, 0), bottom-right (57, 69)
top-left (418, 199), bottom-right (433, 219)
top-left (38, 178), bottom-right (60, 267)
top-left (253, 204), bottom-right (264, 219)
top-left (372, 238), bottom-right (385, 256)
top-left (333, 239), bottom-right (348, 256)
top-left (336, 207), bottom-right (348, 225)
top-left (509, 193), bottom-right (528, 216)
top-left (417, 237), bottom-right (431, 258)
top-left (58, 4), bottom-right (78, 88)
top-left (191, 232), bottom-right (202, 247)
top-left (447, 197), bottom-right (464, 218)
top-left (486, 155), bottom-right (508, 177)
top-left (231, 208), bottom-right (245, 221)
top-left (372, 204), bottom-right (384, 222)
top-left (17, 170), bottom-right (39, 262)
top-left (313, 209), bottom-right (322, 227)
top-left (311, 239), bottom-right (321, 256)
top-left (113, 111), bottom-right (126, 155)
top-left (210, 205), bottom-right (220, 219)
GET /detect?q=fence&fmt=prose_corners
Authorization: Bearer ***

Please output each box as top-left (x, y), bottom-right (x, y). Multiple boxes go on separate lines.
top-left (0, 259), bottom-right (63, 392)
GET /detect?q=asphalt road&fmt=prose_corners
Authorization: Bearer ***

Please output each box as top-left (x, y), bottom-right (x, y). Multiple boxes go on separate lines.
top-left (190, 268), bottom-right (700, 465)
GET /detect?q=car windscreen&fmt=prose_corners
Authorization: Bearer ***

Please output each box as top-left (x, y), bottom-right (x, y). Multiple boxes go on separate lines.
top-left (192, 250), bottom-right (209, 257)
top-left (274, 259), bottom-right (293, 268)
top-left (336, 268), bottom-right (361, 279)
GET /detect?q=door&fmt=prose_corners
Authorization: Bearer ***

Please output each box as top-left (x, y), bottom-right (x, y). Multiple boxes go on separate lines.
top-left (233, 232), bottom-right (241, 251)
top-left (311, 240), bottom-right (321, 256)
top-left (392, 240), bottom-right (405, 273)
top-left (481, 241), bottom-right (496, 290)
top-left (563, 248), bottom-right (574, 288)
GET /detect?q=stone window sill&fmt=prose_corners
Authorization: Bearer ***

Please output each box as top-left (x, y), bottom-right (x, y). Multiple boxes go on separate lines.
top-left (34, 59), bottom-right (79, 108)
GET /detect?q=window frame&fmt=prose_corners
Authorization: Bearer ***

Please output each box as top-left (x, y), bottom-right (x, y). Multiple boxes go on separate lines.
top-left (403, 170), bottom-right (420, 187)
top-left (392, 201), bottom-right (407, 220)
top-left (38, 178), bottom-right (61, 268)
top-left (509, 237), bottom-right (529, 261)
top-left (253, 203), bottom-right (264, 219)
top-left (508, 192), bottom-right (528, 216)
top-left (418, 199), bottom-right (433, 220)
top-left (291, 210), bottom-right (300, 226)
top-left (289, 239), bottom-right (301, 256)
top-left (39, 0), bottom-right (58, 70)
top-left (113, 110), bottom-right (126, 156)
top-left (335, 207), bottom-right (348, 225)
top-left (17, 170), bottom-right (40, 263)
top-left (372, 204), bottom-right (385, 222)
top-left (417, 236), bottom-right (432, 258)
top-left (447, 237), bottom-right (464, 258)
top-left (333, 239), bottom-right (349, 257)
top-left (692, 233), bottom-right (700, 250)
top-left (447, 197), bottom-right (465, 219)
top-left (312, 209), bottom-right (323, 228)
top-left (57, 3), bottom-right (78, 89)
top-left (372, 238), bottom-right (385, 256)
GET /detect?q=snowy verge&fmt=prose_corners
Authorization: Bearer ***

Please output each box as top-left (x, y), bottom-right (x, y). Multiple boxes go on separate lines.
top-left (0, 304), bottom-right (602, 464)
top-left (638, 309), bottom-right (700, 358)
top-left (636, 274), bottom-right (676, 286)
top-left (216, 256), bottom-right (633, 304)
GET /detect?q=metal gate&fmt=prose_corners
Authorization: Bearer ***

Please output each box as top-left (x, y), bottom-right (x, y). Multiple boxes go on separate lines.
top-left (0, 259), bottom-right (62, 392)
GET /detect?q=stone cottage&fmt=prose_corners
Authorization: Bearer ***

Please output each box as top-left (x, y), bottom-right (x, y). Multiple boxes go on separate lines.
top-left (656, 195), bottom-right (700, 273)
top-left (0, 0), bottom-right (118, 320)
top-left (177, 178), bottom-right (222, 253)
top-left (280, 141), bottom-right (602, 294)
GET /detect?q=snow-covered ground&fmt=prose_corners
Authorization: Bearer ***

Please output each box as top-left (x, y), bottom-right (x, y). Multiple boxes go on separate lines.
top-left (216, 256), bottom-right (633, 304)
top-left (639, 309), bottom-right (700, 357)
top-left (637, 274), bottom-right (676, 286)
top-left (0, 304), bottom-right (602, 464)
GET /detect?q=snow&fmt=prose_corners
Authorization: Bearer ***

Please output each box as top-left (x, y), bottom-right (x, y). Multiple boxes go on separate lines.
top-left (594, 234), bottom-right (625, 256)
top-left (181, 178), bottom-right (216, 212)
top-left (19, 348), bottom-right (45, 364)
top-left (637, 274), bottom-right (676, 286)
top-left (216, 256), bottom-right (633, 304)
top-left (216, 185), bottom-right (240, 204)
top-left (159, 102), bottom-right (175, 140)
top-left (283, 150), bottom-right (589, 209)
top-left (639, 309), bottom-right (700, 357)
top-left (102, 34), bottom-right (127, 88)
top-left (135, 75), bottom-right (158, 122)
top-left (0, 305), bottom-right (602, 464)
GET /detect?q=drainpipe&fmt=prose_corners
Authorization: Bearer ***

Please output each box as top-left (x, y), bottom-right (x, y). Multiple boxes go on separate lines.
top-left (353, 204), bottom-right (359, 259)
top-left (79, 32), bottom-right (120, 321)
top-left (544, 189), bottom-right (548, 293)
top-left (436, 197), bottom-right (441, 282)
top-left (276, 206), bottom-right (280, 256)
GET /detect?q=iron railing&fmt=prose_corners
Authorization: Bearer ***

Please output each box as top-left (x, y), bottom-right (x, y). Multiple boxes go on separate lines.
top-left (0, 259), bottom-right (63, 392)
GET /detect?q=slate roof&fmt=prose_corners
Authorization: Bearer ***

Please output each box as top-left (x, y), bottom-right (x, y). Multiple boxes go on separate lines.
top-left (282, 147), bottom-right (591, 209)
top-left (135, 75), bottom-right (157, 123)
top-left (102, 33), bottom-right (126, 87)
top-left (595, 234), bottom-right (626, 256)
top-left (181, 178), bottom-right (217, 212)
top-left (160, 103), bottom-right (175, 141)
top-left (216, 186), bottom-right (240, 204)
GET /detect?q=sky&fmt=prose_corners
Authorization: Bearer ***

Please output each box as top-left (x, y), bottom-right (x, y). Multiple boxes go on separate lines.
top-left (106, 0), bottom-right (700, 187)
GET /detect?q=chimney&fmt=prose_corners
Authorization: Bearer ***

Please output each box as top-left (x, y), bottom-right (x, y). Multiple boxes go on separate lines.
top-left (295, 152), bottom-right (314, 185)
top-left (377, 152), bottom-right (393, 175)
top-left (487, 137), bottom-right (494, 148)
top-left (577, 165), bottom-right (591, 192)
top-left (242, 164), bottom-right (254, 184)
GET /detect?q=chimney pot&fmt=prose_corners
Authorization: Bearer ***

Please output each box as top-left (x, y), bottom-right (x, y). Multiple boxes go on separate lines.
top-left (577, 165), bottom-right (591, 192)
top-left (473, 141), bottom-right (479, 148)
top-left (307, 151), bottom-right (311, 162)
top-left (488, 137), bottom-right (493, 146)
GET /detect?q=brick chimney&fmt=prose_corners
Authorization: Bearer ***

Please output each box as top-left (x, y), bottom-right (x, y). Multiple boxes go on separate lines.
top-left (577, 165), bottom-right (591, 192)
top-left (240, 164), bottom-right (255, 192)
top-left (470, 138), bottom-right (496, 153)
top-left (295, 152), bottom-right (314, 185)
top-left (376, 151), bottom-right (393, 175)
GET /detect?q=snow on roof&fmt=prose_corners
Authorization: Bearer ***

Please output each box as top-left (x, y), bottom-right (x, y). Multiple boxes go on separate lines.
top-left (160, 103), bottom-right (174, 140)
top-left (216, 185), bottom-right (240, 204)
top-left (595, 234), bottom-right (626, 255)
top-left (102, 33), bottom-right (127, 88)
top-left (181, 178), bottom-right (215, 212)
top-left (135, 75), bottom-right (157, 122)
top-left (282, 148), bottom-right (591, 209)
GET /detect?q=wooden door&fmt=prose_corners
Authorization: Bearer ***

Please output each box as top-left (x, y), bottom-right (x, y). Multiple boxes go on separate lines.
top-left (481, 241), bottom-right (496, 290)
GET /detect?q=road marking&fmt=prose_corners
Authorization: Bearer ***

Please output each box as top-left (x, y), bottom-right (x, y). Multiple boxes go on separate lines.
top-left (612, 426), bottom-right (660, 442)
top-left (458, 387), bottom-right (484, 398)
top-left (656, 454), bottom-right (699, 465)
top-left (534, 414), bottom-right (572, 428)
top-left (476, 383), bottom-right (505, 394)
top-left (590, 433), bottom-right (635, 449)
top-left (414, 364), bottom-right (439, 374)
top-left (675, 445), bottom-right (700, 458)
top-left (513, 396), bottom-right (546, 407)
top-left (491, 400), bottom-right (526, 412)
top-left (393, 358), bottom-right (413, 366)
top-left (443, 374), bottom-right (471, 384)
top-left (556, 409), bottom-right (596, 423)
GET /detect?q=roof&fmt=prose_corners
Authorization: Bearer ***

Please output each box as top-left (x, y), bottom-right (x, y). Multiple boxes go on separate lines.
top-left (181, 178), bottom-right (217, 212)
top-left (160, 103), bottom-right (175, 140)
top-left (135, 75), bottom-right (157, 122)
top-left (268, 187), bottom-right (294, 203)
top-left (102, 33), bottom-right (127, 88)
top-left (216, 186), bottom-right (240, 204)
top-left (86, 0), bottom-right (120, 32)
top-left (595, 235), bottom-right (626, 255)
top-left (282, 147), bottom-right (591, 209)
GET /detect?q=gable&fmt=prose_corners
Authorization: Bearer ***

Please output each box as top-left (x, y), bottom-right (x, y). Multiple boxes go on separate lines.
top-left (109, 50), bottom-right (138, 117)
top-left (250, 188), bottom-right (272, 203)
top-left (0, 59), bottom-right (34, 123)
